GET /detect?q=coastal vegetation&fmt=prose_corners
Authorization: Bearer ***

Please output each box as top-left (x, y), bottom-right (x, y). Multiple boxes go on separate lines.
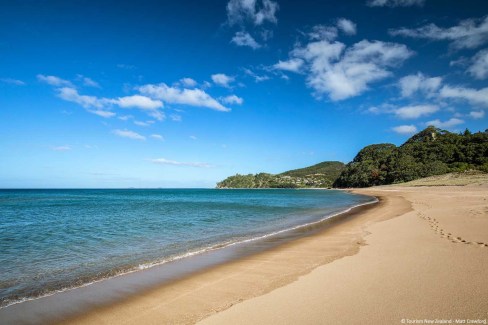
top-left (216, 161), bottom-right (345, 188)
top-left (333, 126), bottom-right (488, 187)
top-left (217, 127), bottom-right (488, 189)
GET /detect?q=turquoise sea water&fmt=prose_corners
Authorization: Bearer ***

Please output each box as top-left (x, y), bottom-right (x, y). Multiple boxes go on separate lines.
top-left (0, 189), bottom-right (374, 308)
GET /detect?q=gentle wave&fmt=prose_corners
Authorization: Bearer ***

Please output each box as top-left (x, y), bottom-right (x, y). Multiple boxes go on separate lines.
top-left (0, 196), bottom-right (377, 309)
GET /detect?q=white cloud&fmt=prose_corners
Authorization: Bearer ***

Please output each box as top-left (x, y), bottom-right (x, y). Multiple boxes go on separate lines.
top-left (150, 134), bottom-right (164, 141)
top-left (308, 25), bottom-right (338, 41)
top-left (57, 87), bottom-right (106, 109)
top-left (226, 0), bottom-right (279, 26)
top-left (367, 0), bottom-right (425, 7)
top-left (390, 16), bottom-right (488, 49)
top-left (221, 95), bottom-right (244, 105)
top-left (83, 77), bottom-right (99, 88)
top-left (337, 18), bottom-right (357, 35)
top-left (243, 68), bottom-right (270, 82)
top-left (273, 58), bottom-right (304, 73)
top-left (439, 85), bottom-right (488, 106)
top-left (138, 83), bottom-right (230, 112)
top-left (51, 145), bottom-right (72, 151)
top-left (1, 78), bottom-right (25, 85)
top-left (189, 135), bottom-right (198, 140)
top-left (392, 125), bottom-right (418, 134)
top-left (89, 110), bottom-right (116, 118)
top-left (112, 129), bottom-right (146, 140)
top-left (134, 120), bottom-right (154, 127)
top-left (398, 72), bottom-right (442, 97)
top-left (180, 78), bottom-right (197, 87)
top-left (118, 115), bottom-right (133, 121)
top-left (231, 31), bottom-right (261, 49)
top-left (394, 104), bottom-right (439, 119)
top-left (211, 73), bottom-right (235, 87)
top-left (150, 158), bottom-right (211, 168)
top-left (426, 118), bottom-right (464, 129)
top-left (469, 110), bottom-right (485, 119)
top-left (113, 95), bottom-right (163, 110)
top-left (77, 75), bottom-right (100, 88)
top-left (291, 37), bottom-right (413, 100)
top-left (468, 49), bottom-right (488, 79)
top-left (37, 74), bottom-right (73, 87)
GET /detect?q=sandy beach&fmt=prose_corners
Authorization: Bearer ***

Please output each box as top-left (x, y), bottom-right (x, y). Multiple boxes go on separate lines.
top-left (58, 181), bottom-right (488, 324)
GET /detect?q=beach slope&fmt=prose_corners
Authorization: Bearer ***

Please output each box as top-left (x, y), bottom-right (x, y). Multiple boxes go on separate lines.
top-left (200, 184), bottom-right (488, 324)
top-left (63, 180), bottom-right (488, 324)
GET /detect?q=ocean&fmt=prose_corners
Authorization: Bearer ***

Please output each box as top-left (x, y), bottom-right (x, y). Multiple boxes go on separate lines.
top-left (0, 188), bottom-right (374, 308)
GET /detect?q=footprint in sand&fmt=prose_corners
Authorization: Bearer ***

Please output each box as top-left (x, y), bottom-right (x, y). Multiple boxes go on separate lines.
top-left (417, 212), bottom-right (488, 248)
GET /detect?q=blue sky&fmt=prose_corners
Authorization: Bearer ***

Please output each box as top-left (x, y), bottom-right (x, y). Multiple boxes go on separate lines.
top-left (1, 0), bottom-right (487, 188)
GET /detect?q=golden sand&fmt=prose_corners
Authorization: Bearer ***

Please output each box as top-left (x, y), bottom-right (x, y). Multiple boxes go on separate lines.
top-left (63, 183), bottom-right (488, 324)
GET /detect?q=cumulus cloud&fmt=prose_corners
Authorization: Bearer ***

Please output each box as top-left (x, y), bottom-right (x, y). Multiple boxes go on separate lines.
top-left (138, 83), bottom-right (230, 112)
top-left (134, 120), bottom-right (154, 127)
top-left (367, 0), bottom-right (425, 7)
top-left (394, 104), bottom-right (439, 119)
top-left (57, 87), bottom-right (106, 109)
top-left (226, 0), bottom-right (279, 26)
top-left (337, 18), bottom-right (357, 35)
top-left (1, 78), bottom-right (25, 85)
top-left (231, 31), bottom-right (261, 49)
top-left (468, 49), bottom-right (488, 79)
top-left (37, 74), bottom-right (73, 87)
top-left (110, 95), bottom-right (165, 121)
top-left (426, 118), bottom-right (464, 129)
top-left (390, 16), bottom-right (488, 49)
top-left (112, 129), bottom-right (146, 141)
top-left (243, 68), bottom-right (270, 82)
top-left (288, 35), bottom-right (413, 100)
top-left (439, 85), bottom-right (488, 106)
top-left (150, 134), bottom-right (164, 140)
top-left (273, 58), bottom-right (304, 73)
top-left (392, 125), bottom-right (418, 135)
top-left (398, 72), bottom-right (442, 97)
top-left (221, 95), bottom-right (244, 105)
top-left (118, 115), bottom-right (133, 121)
top-left (89, 110), bottom-right (116, 118)
top-left (83, 77), bottom-right (100, 88)
top-left (77, 75), bottom-right (100, 88)
top-left (308, 25), bottom-right (338, 41)
top-left (211, 73), bottom-right (235, 88)
top-left (113, 95), bottom-right (163, 110)
top-left (150, 158), bottom-right (212, 168)
top-left (57, 88), bottom-right (162, 119)
top-left (179, 78), bottom-right (197, 87)
top-left (469, 110), bottom-right (485, 119)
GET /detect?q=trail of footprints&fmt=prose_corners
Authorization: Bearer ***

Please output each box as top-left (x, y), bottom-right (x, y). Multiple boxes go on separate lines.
top-left (418, 211), bottom-right (488, 247)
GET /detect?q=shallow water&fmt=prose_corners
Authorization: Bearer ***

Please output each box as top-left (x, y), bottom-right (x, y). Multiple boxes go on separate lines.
top-left (0, 188), bottom-right (373, 308)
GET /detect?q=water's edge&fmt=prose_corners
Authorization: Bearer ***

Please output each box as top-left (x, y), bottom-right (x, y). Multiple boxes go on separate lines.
top-left (0, 194), bottom-right (378, 325)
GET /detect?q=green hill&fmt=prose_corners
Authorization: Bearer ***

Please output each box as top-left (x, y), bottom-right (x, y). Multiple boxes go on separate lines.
top-left (217, 127), bottom-right (488, 189)
top-left (333, 126), bottom-right (488, 188)
top-left (216, 161), bottom-right (345, 188)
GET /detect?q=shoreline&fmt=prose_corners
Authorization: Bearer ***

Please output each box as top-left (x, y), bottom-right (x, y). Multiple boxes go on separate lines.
top-left (58, 192), bottom-right (408, 324)
top-left (4, 184), bottom-right (486, 324)
top-left (201, 184), bottom-right (488, 324)
top-left (0, 192), bottom-right (379, 324)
